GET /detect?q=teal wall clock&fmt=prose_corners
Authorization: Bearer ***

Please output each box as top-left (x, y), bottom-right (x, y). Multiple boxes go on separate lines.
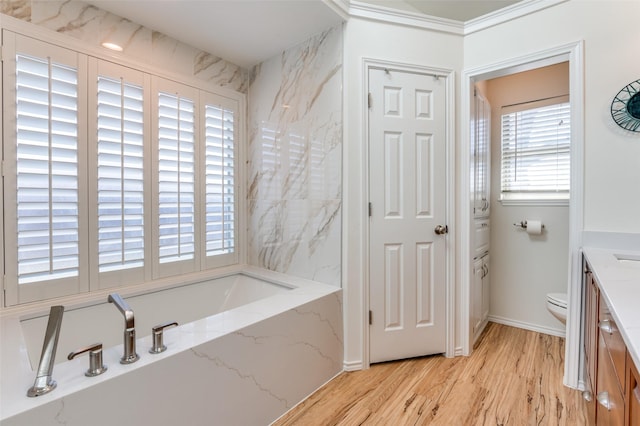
top-left (611, 79), bottom-right (640, 132)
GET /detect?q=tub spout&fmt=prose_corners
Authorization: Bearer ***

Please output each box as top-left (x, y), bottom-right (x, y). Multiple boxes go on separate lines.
top-left (27, 305), bottom-right (64, 397)
top-left (108, 293), bottom-right (139, 364)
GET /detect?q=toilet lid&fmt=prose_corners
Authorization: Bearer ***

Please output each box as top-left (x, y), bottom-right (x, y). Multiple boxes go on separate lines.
top-left (548, 293), bottom-right (567, 308)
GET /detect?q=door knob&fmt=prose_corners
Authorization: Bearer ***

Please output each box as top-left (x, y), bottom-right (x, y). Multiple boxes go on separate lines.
top-left (434, 225), bottom-right (448, 235)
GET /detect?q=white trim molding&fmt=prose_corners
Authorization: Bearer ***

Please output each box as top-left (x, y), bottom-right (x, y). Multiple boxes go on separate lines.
top-left (464, 0), bottom-right (569, 35)
top-left (349, 0), bottom-right (464, 35)
top-left (345, 0), bottom-right (568, 36)
top-left (488, 316), bottom-right (566, 338)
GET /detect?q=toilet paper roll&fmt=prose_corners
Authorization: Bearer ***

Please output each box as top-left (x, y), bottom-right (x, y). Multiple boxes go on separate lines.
top-left (526, 220), bottom-right (543, 235)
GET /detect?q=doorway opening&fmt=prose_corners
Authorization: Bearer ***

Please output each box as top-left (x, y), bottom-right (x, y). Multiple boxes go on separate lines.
top-left (461, 42), bottom-right (584, 389)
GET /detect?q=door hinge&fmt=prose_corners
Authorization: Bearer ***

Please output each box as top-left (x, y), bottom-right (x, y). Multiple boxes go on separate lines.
top-left (369, 310), bottom-right (372, 325)
top-left (368, 92), bottom-right (372, 109)
top-left (368, 202), bottom-right (372, 217)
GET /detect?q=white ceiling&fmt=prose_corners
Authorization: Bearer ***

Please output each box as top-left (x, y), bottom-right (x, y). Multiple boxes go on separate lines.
top-left (376, 0), bottom-right (521, 21)
top-left (88, 0), bottom-right (521, 68)
top-left (88, 0), bottom-right (345, 68)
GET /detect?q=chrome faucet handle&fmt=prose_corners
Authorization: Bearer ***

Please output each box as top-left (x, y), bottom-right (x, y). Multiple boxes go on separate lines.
top-left (68, 343), bottom-right (108, 377)
top-left (149, 321), bottom-right (179, 354)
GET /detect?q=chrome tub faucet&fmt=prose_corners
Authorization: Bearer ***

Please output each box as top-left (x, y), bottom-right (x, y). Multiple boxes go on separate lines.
top-left (108, 293), bottom-right (139, 364)
top-left (27, 305), bottom-right (64, 397)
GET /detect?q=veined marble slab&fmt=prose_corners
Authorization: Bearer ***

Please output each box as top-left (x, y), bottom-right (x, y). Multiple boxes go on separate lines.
top-left (247, 25), bottom-right (343, 286)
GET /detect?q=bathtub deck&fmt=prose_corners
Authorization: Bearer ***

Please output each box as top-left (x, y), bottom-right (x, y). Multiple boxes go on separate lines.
top-left (273, 322), bottom-right (588, 425)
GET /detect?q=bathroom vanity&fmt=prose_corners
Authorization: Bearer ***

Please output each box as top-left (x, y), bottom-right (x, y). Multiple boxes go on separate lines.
top-left (582, 248), bottom-right (640, 425)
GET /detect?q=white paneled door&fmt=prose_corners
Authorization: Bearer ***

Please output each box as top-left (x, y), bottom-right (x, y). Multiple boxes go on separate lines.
top-left (368, 67), bottom-right (447, 363)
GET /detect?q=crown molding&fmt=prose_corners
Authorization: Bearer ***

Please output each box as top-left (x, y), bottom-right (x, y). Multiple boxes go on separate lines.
top-left (344, 0), bottom-right (568, 36)
top-left (348, 0), bottom-right (464, 35)
top-left (323, 0), bottom-right (351, 21)
top-left (464, 0), bottom-right (570, 35)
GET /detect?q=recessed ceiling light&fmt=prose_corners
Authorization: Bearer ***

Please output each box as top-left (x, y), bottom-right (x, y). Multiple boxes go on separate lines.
top-left (101, 42), bottom-right (123, 52)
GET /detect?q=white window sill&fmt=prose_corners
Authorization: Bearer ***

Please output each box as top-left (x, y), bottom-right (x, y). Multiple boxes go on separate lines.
top-left (499, 195), bottom-right (569, 207)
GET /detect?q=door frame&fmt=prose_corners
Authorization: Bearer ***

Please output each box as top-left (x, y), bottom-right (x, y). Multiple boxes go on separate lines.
top-left (361, 58), bottom-right (456, 368)
top-left (459, 41), bottom-right (584, 388)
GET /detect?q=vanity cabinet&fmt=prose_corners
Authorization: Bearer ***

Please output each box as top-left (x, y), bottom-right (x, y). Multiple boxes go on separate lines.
top-left (584, 256), bottom-right (640, 425)
top-left (626, 352), bottom-right (640, 425)
top-left (584, 264), bottom-right (599, 425)
top-left (597, 312), bottom-right (625, 425)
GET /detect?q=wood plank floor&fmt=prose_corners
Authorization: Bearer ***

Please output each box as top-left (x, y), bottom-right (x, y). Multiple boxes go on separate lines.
top-left (273, 322), bottom-right (588, 425)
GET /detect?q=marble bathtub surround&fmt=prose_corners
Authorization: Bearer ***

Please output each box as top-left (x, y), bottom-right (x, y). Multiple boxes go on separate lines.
top-left (0, 268), bottom-right (343, 425)
top-left (248, 26), bottom-right (343, 286)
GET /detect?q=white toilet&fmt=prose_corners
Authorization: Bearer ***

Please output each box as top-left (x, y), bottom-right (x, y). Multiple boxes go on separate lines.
top-left (546, 293), bottom-right (568, 324)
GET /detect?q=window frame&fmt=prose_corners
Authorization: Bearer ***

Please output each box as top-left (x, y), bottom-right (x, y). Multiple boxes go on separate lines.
top-left (1, 23), bottom-right (245, 307)
top-left (499, 96), bottom-right (571, 206)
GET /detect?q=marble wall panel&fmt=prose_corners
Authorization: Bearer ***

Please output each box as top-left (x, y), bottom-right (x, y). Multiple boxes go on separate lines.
top-left (4, 0), bottom-right (248, 93)
top-left (247, 26), bottom-right (343, 286)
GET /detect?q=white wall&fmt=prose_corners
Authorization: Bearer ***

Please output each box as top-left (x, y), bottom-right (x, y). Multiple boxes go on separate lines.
top-left (345, 0), bottom-right (640, 369)
top-left (482, 63), bottom-right (570, 335)
top-left (342, 17), bottom-right (463, 369)
top-left (464, 0), bottom-right (640, 234)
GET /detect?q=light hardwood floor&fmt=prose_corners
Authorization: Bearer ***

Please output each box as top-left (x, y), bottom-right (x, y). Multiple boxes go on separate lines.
top-left (273, 322), bottom-right (588, 425)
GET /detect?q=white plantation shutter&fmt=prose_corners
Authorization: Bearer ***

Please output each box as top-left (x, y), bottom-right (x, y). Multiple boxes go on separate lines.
top-left (3, 31), bottom-right (242, 304)
top-left (15, 53), bottom-right (80, 283)
top-left (501, 100), bottom-right (570, 200)
top-left (96, 75), bottom-right (145, 273)
top-left (204, 103), bottom-right (236, 257)
top-left (157, 91), bottom-right (196, 265)
top-left (3, 32), bottom-right (88, 305)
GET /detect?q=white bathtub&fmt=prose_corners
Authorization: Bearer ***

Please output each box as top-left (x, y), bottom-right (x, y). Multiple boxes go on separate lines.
top-left (0, 267), bottom-right (343, 425)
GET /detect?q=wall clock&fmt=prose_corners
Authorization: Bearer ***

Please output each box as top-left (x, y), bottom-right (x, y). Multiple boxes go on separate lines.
top-left (611, 79), bottom-right (640, 132)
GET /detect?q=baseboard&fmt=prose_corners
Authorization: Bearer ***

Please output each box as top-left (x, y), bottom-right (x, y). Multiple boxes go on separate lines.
top-left (488, 315), bottom-right (566, 338)
top-left (343, 360), bottom-right (363, 371)
top-left (454, 346), bottom-right (464, 357)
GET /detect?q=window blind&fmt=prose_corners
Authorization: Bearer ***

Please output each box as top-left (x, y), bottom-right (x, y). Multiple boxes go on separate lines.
top-left (204, 104), bottom-right (235, 256)
top-left (501, 102), bottom-right (570, 196)
top-left (15, 53), bottom-right (79, 284)
top-left (157, 92), bottom-right (195, 263)
top-left (97, 76), bottom-right (145, 272)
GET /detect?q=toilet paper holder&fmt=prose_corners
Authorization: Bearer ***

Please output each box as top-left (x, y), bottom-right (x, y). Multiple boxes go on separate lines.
top-left (513, 220), bottom-right (545, 230)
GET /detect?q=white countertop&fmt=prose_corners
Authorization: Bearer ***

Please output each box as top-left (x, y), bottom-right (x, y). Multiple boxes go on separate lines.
top-left (583, 247), bottom-right (640, 371)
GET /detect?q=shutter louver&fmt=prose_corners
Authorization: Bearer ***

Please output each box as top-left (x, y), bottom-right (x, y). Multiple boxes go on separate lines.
top-left (15, 53), bottom-right (79, 284)
top-left (97, 76), bottom-right (145, 272)
top-left (205, 105), bottom-right (235, 256)
top-left (158, 92), bottom-right (195, 263)
top-left (501, 102), bottom-right (571, 196)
